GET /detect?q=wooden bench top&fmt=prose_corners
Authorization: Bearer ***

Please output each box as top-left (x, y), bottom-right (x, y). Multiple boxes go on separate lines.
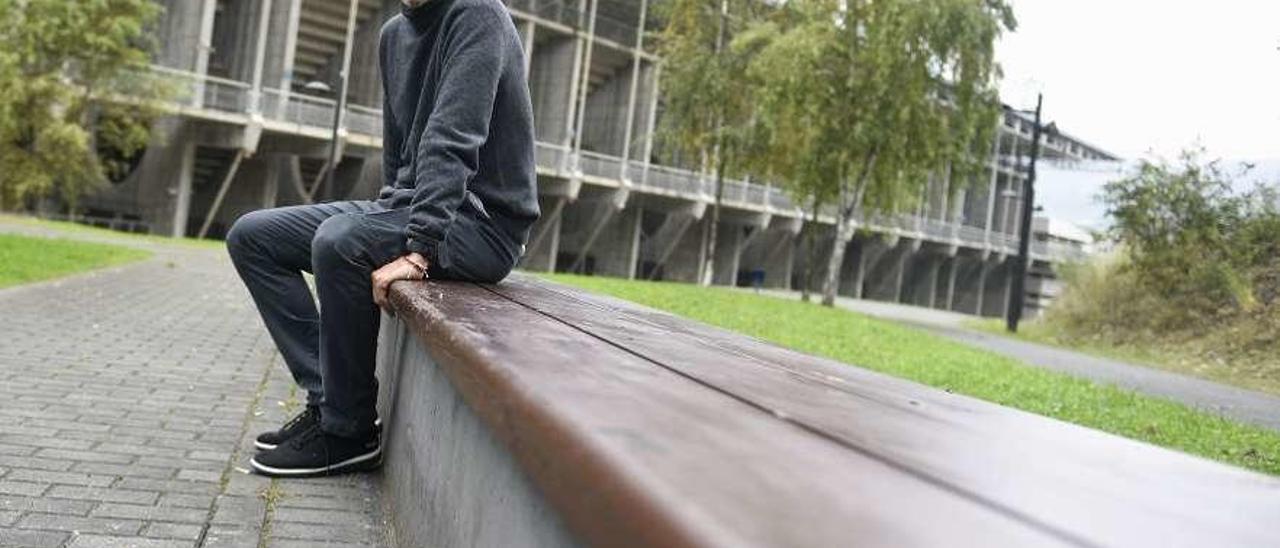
top-left (388, 273), bottom-right (1280, 548)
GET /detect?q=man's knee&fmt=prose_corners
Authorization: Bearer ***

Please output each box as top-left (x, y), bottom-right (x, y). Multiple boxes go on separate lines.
top-left (312, 214), bottom-right (366, 270)
top-left (226, 209), bottom-right (273, 260)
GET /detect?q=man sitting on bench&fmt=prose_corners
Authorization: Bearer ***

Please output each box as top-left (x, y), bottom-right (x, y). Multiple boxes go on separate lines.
top-left (226, 0), bottom-right (538, 477)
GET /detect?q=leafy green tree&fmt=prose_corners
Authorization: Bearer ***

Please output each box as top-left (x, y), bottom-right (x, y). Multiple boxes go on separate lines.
top-left (654, 0), bottom-right (768, 285)
top-left (0, 0), bottom-right (164, 211)
top-left (1103, 151), bottom-right (1279, 320)
top-left (746, 0), bottom-right (1013, 306)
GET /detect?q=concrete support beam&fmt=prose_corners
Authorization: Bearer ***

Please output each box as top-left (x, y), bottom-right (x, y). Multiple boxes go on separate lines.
top-left (171, 142), bottom-right (197, 238)
top-left (527, 196), bottom-right (568, 266)
top-left (925, 258), bottom-right (942, 309)
top-left (645, 204), bottom-right (703, 281)
top-left (196, 150), bottom-right (247, 238)
top-left (624, 206), bottom-right (643, 279)
top-left (568, 189), bottom-right (628, 273)
top-left (764, 231), bottom-right (795, 289)
top-left (711, 224), bottom-right (756, 286)
top-left (945, 256), bottom-right (960, 311)
top-left (893, 246), bottom-right (911, 304)
top-left (522, 196), bottom-right (565, 273)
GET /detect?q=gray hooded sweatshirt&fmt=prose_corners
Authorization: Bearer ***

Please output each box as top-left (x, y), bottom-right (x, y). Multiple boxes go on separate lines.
top-left (376, 0), bottom-right (538, 265)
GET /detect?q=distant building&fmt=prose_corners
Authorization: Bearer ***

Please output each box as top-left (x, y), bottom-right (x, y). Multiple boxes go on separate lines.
top-left (80, 0), bottom-right (1118, 318)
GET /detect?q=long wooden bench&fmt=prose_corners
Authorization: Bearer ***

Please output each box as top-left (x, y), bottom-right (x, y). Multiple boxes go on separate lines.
top-left (374, 273), bottom-right (1280, 548)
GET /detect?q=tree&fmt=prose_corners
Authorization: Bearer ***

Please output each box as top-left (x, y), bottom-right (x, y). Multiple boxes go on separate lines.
top-left (654, 0), bottom-right (768, 286)
top-left (1102, 151), bottom-right (1280, 320)
top-left (0, 0), bottom-right (164, 212)
top-left (746, 0), bottom-right (1014, 306)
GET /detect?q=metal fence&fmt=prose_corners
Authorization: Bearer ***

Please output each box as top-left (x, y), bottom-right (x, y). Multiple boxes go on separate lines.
top-left (150, 65), bottom-right (1088, 264)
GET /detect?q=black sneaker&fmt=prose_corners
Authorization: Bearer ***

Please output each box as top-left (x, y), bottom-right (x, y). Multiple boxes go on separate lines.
top-left (255, 408), bottom-right (382, 452)
top-left (249, 423), bottom-right (381, 477)
top-left (254, 406), bottom-right (321, 451)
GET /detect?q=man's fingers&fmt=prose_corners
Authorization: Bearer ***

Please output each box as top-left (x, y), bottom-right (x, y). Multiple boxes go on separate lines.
top-left (370, 257), bottom-right (428, 310)
top-left (372, 274), bottom-right (388, 308)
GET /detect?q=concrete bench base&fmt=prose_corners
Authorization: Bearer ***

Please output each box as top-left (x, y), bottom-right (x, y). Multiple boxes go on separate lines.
top-left (371, 276), bottom-right (1280, 548)
top-left (375, 317), bottom-right (577, 548)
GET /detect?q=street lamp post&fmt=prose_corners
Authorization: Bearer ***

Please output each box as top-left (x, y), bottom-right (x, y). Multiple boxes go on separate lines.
top-left (1006, 93), bottom-right (1044, 334)
top-left (322, 0), bottom-right (360, 201)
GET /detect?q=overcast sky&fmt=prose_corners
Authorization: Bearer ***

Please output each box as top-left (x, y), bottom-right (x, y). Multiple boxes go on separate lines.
top-left (995, 0), bottom-right (1279, 228)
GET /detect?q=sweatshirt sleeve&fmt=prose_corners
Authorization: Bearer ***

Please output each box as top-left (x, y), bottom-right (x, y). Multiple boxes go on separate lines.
top-left (378, 28), bottom-right (401, 191)
top-left (403, 5), bottom-right (507, 264)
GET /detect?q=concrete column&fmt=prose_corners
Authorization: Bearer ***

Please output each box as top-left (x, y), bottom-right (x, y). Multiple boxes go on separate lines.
top-left (530, 37), bottom-right (578, 146)
top-left (261, 155), bottom-right (283, 209)
top-left (156, 0), bottom-right (216, 72)
top-left (945, 256), bottom-right (960, 311)
top-left (984, 132), bottom-right (1003, 234)
top-left (522, 196), bottom-right (565, 272)
top-left (566, 189), bottom-right (628, 274)
top-left (625, 206), bottom-right (643, 279)
top-left (639, 64), bottom-right (660, 178)
top-left (264, 0), bottom-right (303, 109)
top-left (522, 20), bottom-right (536, 76)
top-left (925, 258), bottom-right (941, 309)
top-left (711, 224), bottom-right (747, 286)
top-left (570, 0), bottom-right (599, 157)
top-left (171, 142), bottom-right (197, 238)
top-left (581, 64), bottom-right (634, 156)
top-left (764, 231), bottom-right (796, 289)
top-left (1002, 261), bottom-right (1015, 318)
top-left (578, 202), bottom-right (643, 278)
top-left (619, 0), bottom-right (649, 172)
top-left (854, 238), bottom-right (889, 300)
top-left (894, 247), bottom-right (911, 304)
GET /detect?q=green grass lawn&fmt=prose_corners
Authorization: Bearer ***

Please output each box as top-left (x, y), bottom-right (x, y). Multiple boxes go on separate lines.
top-left (1, 214), bottom-right (225, 249)
top-left (0, 233), bottom-right (151, 288)
top-left (966, 318), bottom-right (1280, 398)
top-left (543, 273), bottom-right (1280, 476)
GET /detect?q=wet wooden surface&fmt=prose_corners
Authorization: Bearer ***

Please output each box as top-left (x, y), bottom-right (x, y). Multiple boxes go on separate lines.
top-left (389, 274), bottom-right (1280, 548)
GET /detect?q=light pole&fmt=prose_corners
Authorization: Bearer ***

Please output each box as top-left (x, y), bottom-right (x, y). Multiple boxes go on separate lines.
top-left (1005, 93), bottom-right (1051, 334)
top-left (322, 0), bottom-right (360, 201)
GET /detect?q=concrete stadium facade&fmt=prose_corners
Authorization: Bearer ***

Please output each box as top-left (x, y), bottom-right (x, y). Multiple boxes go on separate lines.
top-left (81, 0), bottom-right (1117, 318)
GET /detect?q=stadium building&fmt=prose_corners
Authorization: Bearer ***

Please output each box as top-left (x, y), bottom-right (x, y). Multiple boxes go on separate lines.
top-left (81, 0), bottom-right (1118, 318)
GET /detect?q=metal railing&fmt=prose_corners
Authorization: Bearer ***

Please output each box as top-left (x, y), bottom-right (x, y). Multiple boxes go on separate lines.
top-left (578, 149), bottom-right (624, 181)
top-left (347, 105), bottom-right (384, 137)
top-left (150, 64), bottom-right (1088, 264)
top-left (536, 142), bottom-right (571, 173)
top-left (593, 14), bottom-right (639, 45)
top-left (260, 88), bottom-right (337, 129)
top-left (506, 0), bottom-right (585, 28)
top-left (151, 65), bottom-right (251, 115)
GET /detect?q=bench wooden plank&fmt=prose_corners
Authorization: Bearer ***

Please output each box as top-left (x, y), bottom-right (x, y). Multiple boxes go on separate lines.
top-left (489, 274), bottom-right (1280, 548)
top-left (388, 280), bottom-right (1074, 547)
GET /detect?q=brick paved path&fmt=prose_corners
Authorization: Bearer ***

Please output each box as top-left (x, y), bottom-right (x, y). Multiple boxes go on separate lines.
top-left (0, 220), bottom-right (389, 548)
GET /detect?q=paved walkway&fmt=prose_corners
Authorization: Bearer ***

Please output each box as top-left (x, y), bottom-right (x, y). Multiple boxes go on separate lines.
top-left (754, 289), bottom-right (1280, 432)
top-left (0, 219), bottom-right (388, 548)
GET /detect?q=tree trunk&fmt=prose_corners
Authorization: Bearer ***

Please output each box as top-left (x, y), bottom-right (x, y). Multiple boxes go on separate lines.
top-left (701, 146), bottom-right (728, 286)
top-left (820, 193), bottom-right (850, 307)
top-left (800, 199), bottom-right (819, 302)
top-left (820, 153), bottom-right (877, 307)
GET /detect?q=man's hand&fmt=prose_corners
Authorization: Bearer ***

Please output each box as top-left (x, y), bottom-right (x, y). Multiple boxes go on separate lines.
top-left (372, 252), bottom-right (429, 309)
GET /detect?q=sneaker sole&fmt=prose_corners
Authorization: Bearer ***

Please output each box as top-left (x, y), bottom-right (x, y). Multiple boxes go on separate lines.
top-left (253, 418), bottom-right (382, 453)
top-left (249, 445), bottom-right (383, 478)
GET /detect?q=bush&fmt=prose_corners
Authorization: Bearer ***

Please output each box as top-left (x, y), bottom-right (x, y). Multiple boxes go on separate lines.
top-left (1043, 151), bottom-right (1280, 389)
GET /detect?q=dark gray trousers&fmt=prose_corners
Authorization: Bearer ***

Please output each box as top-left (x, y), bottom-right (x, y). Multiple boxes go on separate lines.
top-left (226, 199), bottom-right (518, 438)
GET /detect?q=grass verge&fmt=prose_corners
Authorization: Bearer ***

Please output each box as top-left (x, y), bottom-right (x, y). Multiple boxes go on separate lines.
top-left (1, 214), bottom-right (225, 249)
top-left (0, 233), bottom-right (151, 288)
top-left (966, 318), bottom-right (1280, 398)
top-left (543, 273), bottom-right (1280, 476)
